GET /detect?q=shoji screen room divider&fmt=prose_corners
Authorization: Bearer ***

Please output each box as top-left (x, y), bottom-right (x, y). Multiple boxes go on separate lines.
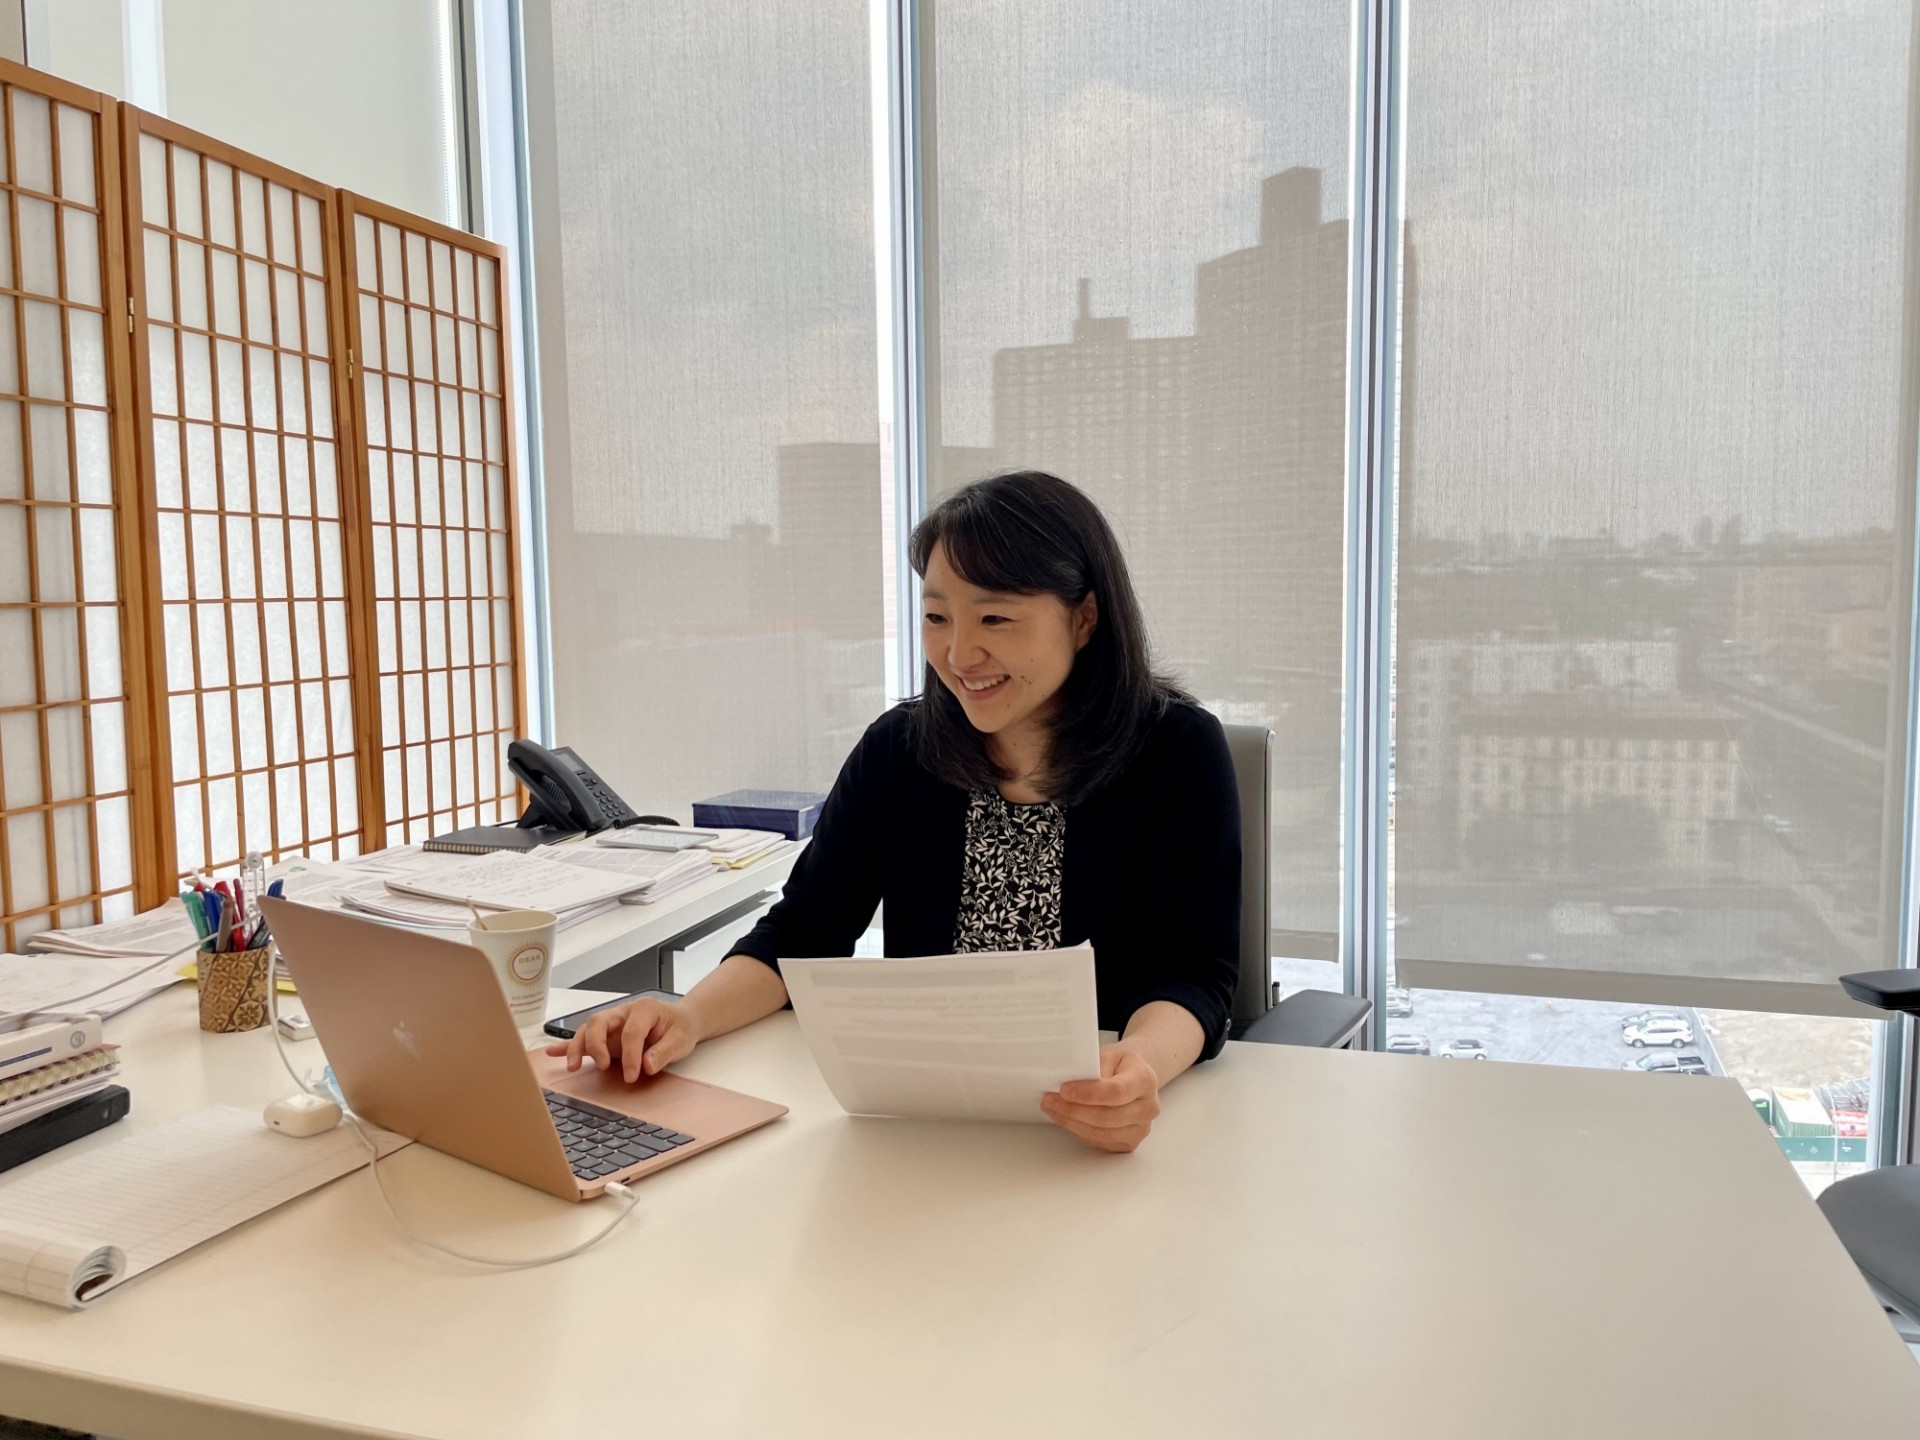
top-left (0, 59), bottom-right (525, 948)
top-left (337, 196), bottom-right (525, 850)
top-left (0, 66), bottom-right (156, 951)
top-left (122, 107), bottom-right (370, 889)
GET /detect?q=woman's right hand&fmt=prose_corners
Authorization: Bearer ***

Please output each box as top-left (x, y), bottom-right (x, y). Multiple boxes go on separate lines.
top-left (544, 996), bottom-right (700, 1083)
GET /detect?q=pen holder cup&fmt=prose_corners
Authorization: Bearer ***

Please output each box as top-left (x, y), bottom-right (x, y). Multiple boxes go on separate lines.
top-left (198, 944), bottom-right (273, 1034)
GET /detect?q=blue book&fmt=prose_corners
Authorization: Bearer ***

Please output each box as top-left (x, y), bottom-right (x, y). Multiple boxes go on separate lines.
top-left (692, 789), bottom-right (828, 840)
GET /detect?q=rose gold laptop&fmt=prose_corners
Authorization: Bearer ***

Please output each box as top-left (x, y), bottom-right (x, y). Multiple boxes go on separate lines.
top-left (261, 898), bottom-right (787, 1202)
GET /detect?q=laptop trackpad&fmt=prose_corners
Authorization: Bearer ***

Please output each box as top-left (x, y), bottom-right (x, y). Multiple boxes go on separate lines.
top-left (528, 1050), bottom-right (785, 1144)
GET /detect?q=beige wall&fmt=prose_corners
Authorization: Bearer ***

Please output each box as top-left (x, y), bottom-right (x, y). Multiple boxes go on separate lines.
top-left (0, 2), bottom-right (25, 64)
top-left (34, 0), bottom-right (126, 92)
top-left (162, 0), bottom-right (452, 221)
top-left (30, 0), bottom-right (453, 222)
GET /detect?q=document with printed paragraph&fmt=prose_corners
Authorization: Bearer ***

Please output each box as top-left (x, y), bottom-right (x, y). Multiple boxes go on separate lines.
top-left (781, 944), bottom-right (1100, 1124)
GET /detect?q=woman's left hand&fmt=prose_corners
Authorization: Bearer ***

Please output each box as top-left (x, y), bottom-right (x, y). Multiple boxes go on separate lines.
top-left (1041, 1043), bottom-right (1162, 1153)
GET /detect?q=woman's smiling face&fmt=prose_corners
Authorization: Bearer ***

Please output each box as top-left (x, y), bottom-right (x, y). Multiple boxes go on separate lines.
top-left (921, 542), bottom-right (1097, 747)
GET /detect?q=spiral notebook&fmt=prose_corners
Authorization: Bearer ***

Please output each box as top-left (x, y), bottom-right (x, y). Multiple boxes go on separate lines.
top-left (0, 1047), bottom-right (121, 1136)
top-left (0, 1106), bottom-right (408, 1308)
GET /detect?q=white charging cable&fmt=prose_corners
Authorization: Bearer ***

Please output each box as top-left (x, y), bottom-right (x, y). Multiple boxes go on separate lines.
top-left (265, 944), bottom-right (641, 1268)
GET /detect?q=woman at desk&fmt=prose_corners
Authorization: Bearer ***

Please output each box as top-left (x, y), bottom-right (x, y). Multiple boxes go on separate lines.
top-left (551, 471), bottom-right (1240, 1151)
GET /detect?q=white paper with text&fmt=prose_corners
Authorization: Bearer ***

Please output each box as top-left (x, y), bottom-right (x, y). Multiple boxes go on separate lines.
top-left (781, 945), bottom-right (1100, 1123)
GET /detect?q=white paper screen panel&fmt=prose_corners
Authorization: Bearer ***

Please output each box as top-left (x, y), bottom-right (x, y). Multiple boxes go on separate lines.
top-left (129, 118), bottom-right (361, 876)
top-left (343, 199), bottom-right (521, 846)
top-left (0, 77), bottom-right (135, 949)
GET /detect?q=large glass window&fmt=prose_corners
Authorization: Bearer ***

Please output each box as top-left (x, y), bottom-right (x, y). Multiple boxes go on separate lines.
top-left (1395, 0), bottom-right (1913, 1016)
top-left (515, 2), bottom-right (1915, 1170)
top-left (536, 1), bottom-right (883, 813)
top-left (930, 0), bottom-right (1354, 962)
top-left (1389, 1), bottom-right (1906, 1184)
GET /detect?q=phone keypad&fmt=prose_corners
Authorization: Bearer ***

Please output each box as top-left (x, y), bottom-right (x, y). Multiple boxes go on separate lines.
top-left (577, 771), bottom-right (629, 823)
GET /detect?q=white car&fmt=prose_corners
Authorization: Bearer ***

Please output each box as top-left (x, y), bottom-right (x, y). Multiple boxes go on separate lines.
top-left (1624, 1018), bottom-right (1695, 1048)
top-left (1437, 1039), bottom-right (1489, 1061)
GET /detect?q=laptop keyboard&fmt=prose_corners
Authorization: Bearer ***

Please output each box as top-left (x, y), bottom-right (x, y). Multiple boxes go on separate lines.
top-left (543, 1090), bottom-right (696, 1178)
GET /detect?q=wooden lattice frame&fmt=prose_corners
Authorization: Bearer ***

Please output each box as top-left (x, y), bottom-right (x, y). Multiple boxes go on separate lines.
top-left (0, 60), bottom-right (160, 946)
top-left (120, 106), bottom-right (376, 880)
top-left (337, 194), bottom-right (526, 849)
top-left (0, 64), bottom-right (528, 943)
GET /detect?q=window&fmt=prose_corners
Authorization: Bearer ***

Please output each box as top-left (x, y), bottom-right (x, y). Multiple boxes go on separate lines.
top-left (531, 1), bottom-right (882, 816)
top-left (1388, 0), bottom-right (1898, 1186)
top-left (509, 0), bottom-right (1914, 1177)
top-left (929, 0), bottom-right (1353, 966)
top-left (1396, 0), bottom-right (1909, 1018)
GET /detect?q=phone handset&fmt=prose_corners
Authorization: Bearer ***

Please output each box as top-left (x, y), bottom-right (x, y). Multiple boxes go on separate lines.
top-left (505, 739), bottom-right (645, 834)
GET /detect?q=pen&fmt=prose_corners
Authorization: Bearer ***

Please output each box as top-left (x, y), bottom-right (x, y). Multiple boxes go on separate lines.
top-left (181, 891), bottom-right (210, 942)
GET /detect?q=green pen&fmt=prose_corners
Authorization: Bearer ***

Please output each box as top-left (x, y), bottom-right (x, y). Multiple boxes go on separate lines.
top-left (181, 890), bottom-right (211, 942)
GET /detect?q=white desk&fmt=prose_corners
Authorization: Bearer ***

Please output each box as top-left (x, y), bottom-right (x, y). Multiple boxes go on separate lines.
top-left (540, 841), bottom-right (801, 990)
top-left (0, 987), bottom-right (1916, 1439)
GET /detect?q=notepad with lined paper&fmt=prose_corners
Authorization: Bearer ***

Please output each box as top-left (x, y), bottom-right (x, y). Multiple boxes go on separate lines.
top-left (0, 1106), bottom-right (407, 1308)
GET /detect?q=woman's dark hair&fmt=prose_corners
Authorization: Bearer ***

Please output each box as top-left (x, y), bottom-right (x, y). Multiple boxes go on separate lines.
top-left (907, 470), bottom-right (1186, 806)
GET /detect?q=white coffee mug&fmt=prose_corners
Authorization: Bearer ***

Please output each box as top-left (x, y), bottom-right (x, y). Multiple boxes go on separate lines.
top-left (467, 908), bottom-right (558, 1028)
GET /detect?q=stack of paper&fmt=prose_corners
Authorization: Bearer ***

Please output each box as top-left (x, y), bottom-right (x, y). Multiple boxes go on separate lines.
top-left (698, 829), bottom-right (792, 869)
top-left (382, 851), bottom-right (647, 922)
top-left (552, 846), bottom-right (715, 905)
top-left (336, 876), bottom-right (619, 932)
top-left (333, 878), bottom-right (470, 931)
top-left (0, 952), bottom-right (185, 1029)
top-left (26, 902), bottom-right (200, 959)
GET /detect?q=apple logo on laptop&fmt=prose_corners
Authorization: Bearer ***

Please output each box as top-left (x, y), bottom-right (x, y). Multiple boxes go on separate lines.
top-left (392, 1022), bottom-right (422, 1060)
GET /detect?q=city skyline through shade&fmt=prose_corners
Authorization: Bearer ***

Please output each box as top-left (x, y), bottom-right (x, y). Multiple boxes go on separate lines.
top-left (541, 0), bottom-right (1913, 1013)
top-left (1393, 0), bottom-right (1914, 1012)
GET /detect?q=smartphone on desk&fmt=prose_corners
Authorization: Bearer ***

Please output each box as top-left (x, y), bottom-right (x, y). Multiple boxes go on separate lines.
top-left (543, 990), bottom-right (679, 1040)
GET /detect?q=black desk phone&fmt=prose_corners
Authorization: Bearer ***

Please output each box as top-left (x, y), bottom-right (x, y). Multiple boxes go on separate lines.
top-left (506, 739), bottom-right (668, 834)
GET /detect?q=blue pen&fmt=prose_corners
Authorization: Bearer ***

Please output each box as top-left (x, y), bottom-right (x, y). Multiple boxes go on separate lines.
top-left (201, 890), bottom-right (222, 947)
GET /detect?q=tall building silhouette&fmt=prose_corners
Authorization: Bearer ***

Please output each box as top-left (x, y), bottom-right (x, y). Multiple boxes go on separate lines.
top-left (989, 279), bottom-right (1196, 590)
top-left (985, 166), bottom-right (1359, 935)
top-left (1189, 168), bottom-right (1351, 818)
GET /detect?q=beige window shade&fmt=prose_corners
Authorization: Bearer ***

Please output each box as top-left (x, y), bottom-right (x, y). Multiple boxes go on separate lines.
top-left (338, 195), bottom-right (524, 847)
top-left (0, 66), bottom-right (157, 949)
top-left (1393, 2), bottom-right (1909, 1020)
top-left (929, 2), bottom-right (1353, 959)
top-left (121, 109), bottom-right (366, 876)
top-left (538, 1), bottom-right (882, 816)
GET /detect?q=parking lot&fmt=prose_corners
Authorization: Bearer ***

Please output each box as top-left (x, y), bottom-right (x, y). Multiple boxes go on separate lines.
top-left (1377, 989), bottom-right (1719, 1075)
top-left (1271, 958), bottom-right (1721, 1076)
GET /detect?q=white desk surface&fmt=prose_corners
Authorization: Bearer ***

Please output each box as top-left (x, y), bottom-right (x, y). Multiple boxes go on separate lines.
top-left (1, 988), bottom-right (1916, 1440)
top-left (546, 842), bottom-right (801, 987)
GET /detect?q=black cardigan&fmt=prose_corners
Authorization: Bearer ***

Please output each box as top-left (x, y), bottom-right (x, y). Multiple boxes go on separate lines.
top-left (731, 698), bottom-right (1242, 1060)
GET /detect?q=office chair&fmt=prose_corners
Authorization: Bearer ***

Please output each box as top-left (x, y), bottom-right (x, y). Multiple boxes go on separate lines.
top-left (1817, 969), bottom-right (1920, 1334)
top-left (1219, 725), bottom-right (1372, 1050)
top-left (648, 725), bottom-right (1371, 1051)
